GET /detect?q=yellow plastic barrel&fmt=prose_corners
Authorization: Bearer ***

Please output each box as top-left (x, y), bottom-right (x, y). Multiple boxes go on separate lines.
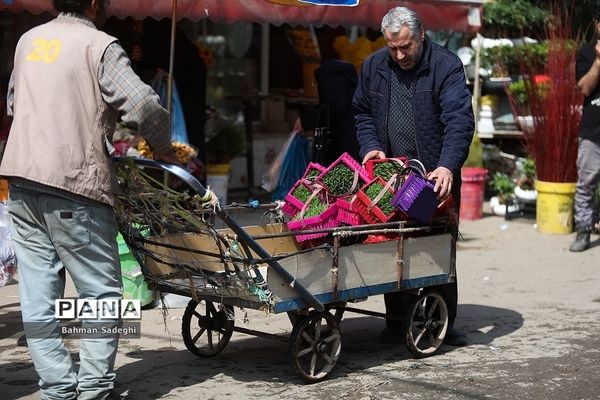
top-left (534, 180), bottom-right (576, 234)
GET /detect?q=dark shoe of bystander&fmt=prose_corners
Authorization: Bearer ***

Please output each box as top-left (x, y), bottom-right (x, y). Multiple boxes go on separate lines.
top-left (379, 326), bottom-right (405, 345)
top-left (103, 390), bottom-right (122, 400)
top-left (569, 230), bottom-right (591, 252)
top-left (444, 327), bottom-right (468, 346)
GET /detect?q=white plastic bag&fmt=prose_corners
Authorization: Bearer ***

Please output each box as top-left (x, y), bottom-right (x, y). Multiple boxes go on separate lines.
top-left (0, 202), bottom-right (16, 286)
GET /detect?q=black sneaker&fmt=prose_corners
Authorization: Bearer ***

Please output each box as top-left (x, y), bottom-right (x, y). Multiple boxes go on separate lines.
top-left (444, 327), bottom-right (468, 346)
top-left (569, 230), bottom-right (591, 252)
top-left (104, 390), bottom-right (121, 400)
top-left (379, 326), bottom-right (405, 345)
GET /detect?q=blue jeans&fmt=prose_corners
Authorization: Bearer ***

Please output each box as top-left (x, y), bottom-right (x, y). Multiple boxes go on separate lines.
top-left (8, 186), bottom-right (122, 400)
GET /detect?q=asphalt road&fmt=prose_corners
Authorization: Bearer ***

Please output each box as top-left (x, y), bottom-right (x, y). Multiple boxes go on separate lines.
top-left (1, 212), bottom-right (600, 399)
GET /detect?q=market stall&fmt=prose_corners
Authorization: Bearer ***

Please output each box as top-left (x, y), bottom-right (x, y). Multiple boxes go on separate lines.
top-left (0, 0), bottom-right (484, 199)
top-left (2, 0), bottom-right (483, 31)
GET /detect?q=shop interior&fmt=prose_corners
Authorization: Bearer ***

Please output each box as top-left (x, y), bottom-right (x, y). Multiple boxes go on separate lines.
top-left (0, 3), bottom-right (495, 205)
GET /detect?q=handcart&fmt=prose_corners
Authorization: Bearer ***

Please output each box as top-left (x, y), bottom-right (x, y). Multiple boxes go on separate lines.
top-left (114, 157), bottom-right (457, 383)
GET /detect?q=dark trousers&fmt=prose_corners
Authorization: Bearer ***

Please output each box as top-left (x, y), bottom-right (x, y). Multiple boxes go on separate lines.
top-left (385, 185), bottom-right (461, 330)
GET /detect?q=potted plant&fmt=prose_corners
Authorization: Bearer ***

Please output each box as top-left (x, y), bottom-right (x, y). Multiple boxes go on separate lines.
top-left (504, 7), bottom-right (581, 233)
top-left (489, 172), bottom-right (519, 216)
top-left (205, 120), bottom-right (246, 205)
top-left (514, 157), bottom-right (537, 201)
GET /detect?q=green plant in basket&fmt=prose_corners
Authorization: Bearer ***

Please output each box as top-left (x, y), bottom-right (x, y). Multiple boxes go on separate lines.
top-left (292, 184), bottom-right (311, 203)
top-left (365, 182), bottom-right (394, 215)
top-left (293, 198), bottom-right (327, 220)
top-left (373, 161), bottom-right (405, 182)
top-left (322, 164), bottom-right (356, 196)
top-left (305, 168), bottom-right (321, 182)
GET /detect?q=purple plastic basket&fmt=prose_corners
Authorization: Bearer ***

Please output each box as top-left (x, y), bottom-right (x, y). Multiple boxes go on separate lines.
top-left (392, 172), bottom-right (437, 223)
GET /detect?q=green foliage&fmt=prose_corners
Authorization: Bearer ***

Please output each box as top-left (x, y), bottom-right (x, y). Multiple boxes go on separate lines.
top-left (482, 46), bottom-right (520, 77)
top-left (364, 182), bottom-right (394, 215)
top-left (489, 172), bottom-right (515, 203)
top-left (464, 134), bottom-right (484, 168)
top-left (205, 123), bottom-right (246, 163)
top-left (322, 164), bottom-right (355, 196)
top-left (517, 157), bottom-right (536, 190)
top-left (293, 197), bottom-right (327, 220)
top-left (523, 157), bottom-right (536, 179)
top-left (506, 80), bottom-right (529, 105)
top-left (292, 184), bottom-right (311, 202)
top-left (373, 160), bottom-right (406, 182)
top-left (305, 168), bottom-right (321, 182)
top-left (482, 43), bottom-right (548, 77)
top-left (483, 0), bottom-right (548, 38)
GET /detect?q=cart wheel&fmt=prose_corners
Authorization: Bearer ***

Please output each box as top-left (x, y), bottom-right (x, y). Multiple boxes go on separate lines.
top-left (404, 290), bottom-right (448, 358)
top-left (182, 299), bottom-right (234, 357)
top-left (289, 311), bottom-right (341, 383)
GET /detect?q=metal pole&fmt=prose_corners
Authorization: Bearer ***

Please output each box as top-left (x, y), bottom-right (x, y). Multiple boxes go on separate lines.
top-left (472, 32), bottom-right (482, 134)
top-left (166, 0), bottom-right (178, 119)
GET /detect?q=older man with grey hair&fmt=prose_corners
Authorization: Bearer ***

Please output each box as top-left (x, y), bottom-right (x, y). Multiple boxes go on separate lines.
top-left (353, 6), bottom-right (474, 346)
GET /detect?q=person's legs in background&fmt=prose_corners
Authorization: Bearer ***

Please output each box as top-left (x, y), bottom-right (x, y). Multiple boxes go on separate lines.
top-left (571, 139), bottom-right (600, 252)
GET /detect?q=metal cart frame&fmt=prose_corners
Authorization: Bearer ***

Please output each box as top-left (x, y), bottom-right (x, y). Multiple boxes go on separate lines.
top-left (114, 157), bottom-right (457, 382)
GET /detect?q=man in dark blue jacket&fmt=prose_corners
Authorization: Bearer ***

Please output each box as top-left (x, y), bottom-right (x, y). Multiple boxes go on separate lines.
top-left (353, 6), bottom-right (474, 346)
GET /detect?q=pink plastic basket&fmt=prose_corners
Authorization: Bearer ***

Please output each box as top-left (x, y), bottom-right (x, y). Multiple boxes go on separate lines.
top-left (335, 197), bottom-right (364, 226)
top-left (302, 162), bottom-right (326, 183)
top-left (391, 160), bottom-right (437, 224)
top-left (287, 203), bottom-right (340, 242)
top-left (316, 152), bottom-right (369, 197)
top-left (282, 180), bottom-right (315, 218)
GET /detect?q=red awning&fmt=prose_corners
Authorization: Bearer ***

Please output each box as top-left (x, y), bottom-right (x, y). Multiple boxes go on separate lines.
top-left (1, 0), bottom-right (483, 32)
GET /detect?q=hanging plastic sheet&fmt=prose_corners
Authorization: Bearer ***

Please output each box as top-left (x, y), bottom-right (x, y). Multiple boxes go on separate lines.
top-left (268, 131), bottom-right (310, 201)
top-left (151, 70), bottom-right (189, 144)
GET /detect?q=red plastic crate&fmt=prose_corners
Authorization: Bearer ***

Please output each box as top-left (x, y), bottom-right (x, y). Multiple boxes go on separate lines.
top-left (365, 157), bottom-right (408, 181)
top-left (354, 177), bottom-right (398, 224)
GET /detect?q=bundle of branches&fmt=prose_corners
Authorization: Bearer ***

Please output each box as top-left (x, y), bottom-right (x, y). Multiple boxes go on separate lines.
top-left (507, 3), bottom-right (582, 183)
top-left (114, 159), bottom-right (275, 308)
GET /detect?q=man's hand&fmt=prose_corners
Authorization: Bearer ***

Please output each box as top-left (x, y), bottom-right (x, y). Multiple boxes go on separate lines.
top-left (154, 150), bottom-right (181, 165)
top-left (428, 166), bottom-right (453, 198)
top-left (362, 150), bottom-right (386, 164)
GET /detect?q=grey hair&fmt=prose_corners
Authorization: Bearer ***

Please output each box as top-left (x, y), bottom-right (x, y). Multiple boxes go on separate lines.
top-left (380, 7), bottom-right (422, 38)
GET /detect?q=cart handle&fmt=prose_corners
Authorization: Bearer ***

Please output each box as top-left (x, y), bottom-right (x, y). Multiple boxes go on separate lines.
top-left (113, 156), bottom-right (325, 312)
top-left (113, 156), bottom-right (209, 198)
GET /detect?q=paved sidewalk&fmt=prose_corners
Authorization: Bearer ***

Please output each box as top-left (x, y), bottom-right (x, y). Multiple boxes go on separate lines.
top-left (1, 211), bottom-right (599, 400)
